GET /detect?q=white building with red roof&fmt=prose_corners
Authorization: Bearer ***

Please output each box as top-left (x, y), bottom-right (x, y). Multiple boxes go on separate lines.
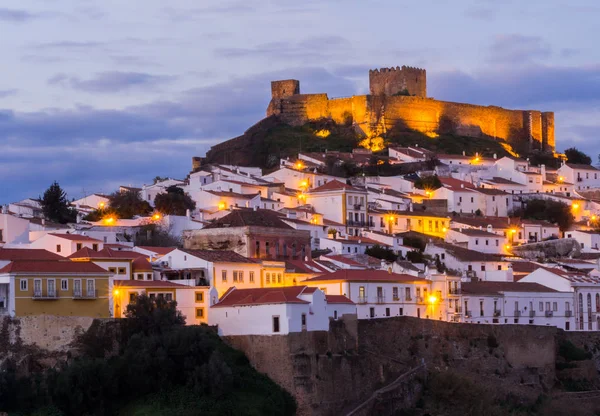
top-left (302, 270), bottom-right (460, 321)
top-left (319, 235), bottom-right (385, 256)
top-left (30, 233), bottom-right (104, 257)
top-left (431, 177), bottom-right (484, 214)
top-left (209, 286), bottom-right (354, 336)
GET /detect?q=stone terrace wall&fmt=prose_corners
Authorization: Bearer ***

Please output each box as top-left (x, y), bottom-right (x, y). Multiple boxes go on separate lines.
top-left (225, 316), bottom-right (558, 416)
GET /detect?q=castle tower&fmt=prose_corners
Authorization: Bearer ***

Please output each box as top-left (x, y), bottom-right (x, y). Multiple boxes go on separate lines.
top-left (369, 66), bottom-right (426, 97)
top-left (271, 80), bottom-right (300, 100)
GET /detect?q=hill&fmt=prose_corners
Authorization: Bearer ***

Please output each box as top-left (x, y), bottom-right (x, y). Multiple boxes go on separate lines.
top-left (202, 116), bottom-right (555, 171)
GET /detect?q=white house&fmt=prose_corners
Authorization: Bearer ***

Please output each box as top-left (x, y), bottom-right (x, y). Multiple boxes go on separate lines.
top-left (388, 146), bottom-right (434, 163)
top-left (432, 178), bottom-right (484, 214)
top-left (320, 236), bottom-right (383, 255)
top-left (520, 267), bottom-right (600, 331)
top-left (445, 228), bottom-right (509, 255)
top-left (461, 281), bottom-right (574, 329)
top-left (30, 233), bottom-right (104, 257)
top-left (141, 178), bottom-right (186, 206)
top-left (557, 163), bottom-right (600, 191)
top-left (566, 230), bottom-right (600, 252)
top-left (302, 269), bottom-right (459, 321)
top-left (209, 286), bottom-right (354, 336)
top-left (0, 213), bottom-right (30, 246)
top-left (476, 188), bottom-right (512, 217)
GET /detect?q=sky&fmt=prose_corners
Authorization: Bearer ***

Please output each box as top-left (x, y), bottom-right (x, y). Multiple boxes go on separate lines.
top-left (2, 0), bottom-right (600, 203)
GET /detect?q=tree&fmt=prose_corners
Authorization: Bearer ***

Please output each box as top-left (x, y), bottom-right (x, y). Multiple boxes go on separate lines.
top-left (153, 176), bottom-right (169, 184)
top-left (365, 244), bottom-right (398, 262)
top-left (108, 189), bottom-right (152, 219)
top-left (565, 147), bottom-right (592, 165)
top-left (154, 186), bottom-right (196, 216)
top-left (125, 293), bottom-right (185, 335)
top-left (414, 174), bottom-right (442, 191)
top-left (40, 181), bottom-right (77, 224)
top-left (520, 198), bottom-right (574, 231)
top-left (135, 223), bottom-right (181, 247)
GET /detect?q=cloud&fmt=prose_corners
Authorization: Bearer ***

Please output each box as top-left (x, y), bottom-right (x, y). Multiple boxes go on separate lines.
top-left (487, 34), bottom-right (551, 64)
top-left (215, 36), bottom-right (352, 61)
top-left (464, 7), bottom-right (495, 21)
top-left (0, 8), bottom-right (36, 22)
top-left (0, 66), bottom-right (358, 203)
top-left (0, 89), bottom-right (18, 98)
top-left (48, 71), bottom-right (176, 93)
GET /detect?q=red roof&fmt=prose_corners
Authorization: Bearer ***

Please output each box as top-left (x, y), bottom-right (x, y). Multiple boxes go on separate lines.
top-left (439, 177), bottom-right (477, 192)
top-left (323, 255), bottom-right (364, 267)
top-left (309, 180), bottom-right (364, 193)
top-left (0, 260), bottom-right (109, 274)
top-left (68, 247), bottom-right (145, 260)
top-left (132, 257), bottom-right (153, 272)
top-left (326, 295), bottom-right (354, 305)
top-left (136, 246), bottom-right (176, 255)
top-left (48, 233), bottom-right (102, 242)
top-left (306, 269), bottom-right (428, 283)
top-left (113, 280), bottom-right (188, 289)
top-left (0, 248), bottom-right (63, 261)
top-left (213, 286), bottom-right (313, 308)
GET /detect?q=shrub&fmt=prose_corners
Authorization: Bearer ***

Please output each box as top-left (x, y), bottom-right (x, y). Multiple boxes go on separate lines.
top-left (558, 339), bottom-right (592, 361)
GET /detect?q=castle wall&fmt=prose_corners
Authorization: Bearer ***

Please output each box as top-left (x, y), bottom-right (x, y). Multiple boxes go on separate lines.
top-left (271, 80), bottom-right (300, 100)
top-left (542, 112), bottom-right (555, 151)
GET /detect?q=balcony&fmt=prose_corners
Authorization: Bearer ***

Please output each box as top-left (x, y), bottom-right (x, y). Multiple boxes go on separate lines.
top-left (529, 310), bottom-right (536, 318)
top-left (545, 310), bottom-right (554, 317)
top-left (465, 310), bottom-right (472, 318)
top-left (448, 288), bottom-right (461, 295)
top-left (493, 310), bottom-right (501, 317)
top-left (392, 296), bottom-right (400, 301)
top-left (375, 295), bottom-right (385, 304)
top-left (33, 290), bottom-right (58, 300)
top-left (514, 310), bottom-right (521, 317)
top-left (405, 296), bottom-right (412, 302)
top-left (565, 310), bottom-right (573, 317)
top-left (74, 290), bottom-right (98, 300)
top-left (454, 306), bottom-right (463, 314)
top-left (353, 203), bottom-right (364, 210)
top-left (416, 296), bottom-right (425, 304)
top-left (357, 296), bottom-right (368, 304)
top-left (346, 220), bottom-right (367, 227)
top-left (577, 177), bottom-right (583, 182)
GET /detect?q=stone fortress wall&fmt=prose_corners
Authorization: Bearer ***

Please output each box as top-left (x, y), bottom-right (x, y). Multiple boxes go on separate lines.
top-left (266, 66), bottom-right (555, 152)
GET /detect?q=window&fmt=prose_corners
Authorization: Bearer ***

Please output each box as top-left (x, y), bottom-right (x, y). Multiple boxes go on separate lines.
top-left (255, 241), bottom-right (260, 257)
top-left (108, 267), bottom-right (116, 274)
top-left (34, 279), bottom-right (41, 295)
top-left (399, 308), bottom-right (403, 316)
top-left (222, 270), bottom-right (227, 282)
top-left (468, 265), bottom-right (473, 271)
top-left (272, 316), bottom-right (280, 333)
top-left (129, 293), bottom-right (137, 302)
top-left (196, 308), bottom-right (205, 318)
top-left (359, 286), bottom-right (366, 300)
top-left (301, 313), bottom-right (306, 328)
top-left (495, 240), bottom-right (499, 247)
top-left (146, 273), bottom-right (152, 280)
top-left (385, 308), bottom-right (390, 317)
top-left (480, 265), bottom-right (486, 272)
top-left (76, 243), bottom-right (82, 251)
top-left (405, 287), bottom-right (411, 300)
top-left (233, 271), bottom-right (238, 282)
top-left (86, 279), bottom-right (95, 296)
top-left (61, 279), bottom-right (68, 291)
top-left (334, 310), bottom-right (338, 319)
top-left (74, 279), bottom-right (81, 296)
top-left (0, 229), bottom-right (2, 242)
top-left (165, 293), bottom-right (173, 301)
top-left (475, 239), bottom-right (479, 245)
top-left (553, 302), bottom-right (558, 311)
top-left (546, 302), bottom-right (551, 311)
top-left (137, 273), bottom-right (143, 280)
top-left (56, 244), bottom-right (61, 253)
top-left (497, 265), bottom-right (501, 271)
top-left (441, 253), bottom-right (445, 260)
top-left (92, 244), bottom-right (98, 251)
top-left (118, 267), bottom-right (126, 275)
top-left (266, 273), bottom-right (271, 284)
top-left (239, 271), bottom-right (244, 283)
top-left (392, 287), bottom-right (399, 300)
top-left (19, 279), bottom-right (27, 291)
top-left (370, 307), bottom-right (375, 318)
top-left (277, 273), bottom-right (282, 284)
top-left (479, 301), bottom-right (484, 316)
top-left (195, 292), bottom-right (204, 302)
top-left (249, 271), bottom-right (255, 283)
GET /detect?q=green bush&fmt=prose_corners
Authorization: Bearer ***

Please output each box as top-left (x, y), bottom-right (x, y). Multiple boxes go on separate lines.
top-left (558, 340), bottom-right (592, 362)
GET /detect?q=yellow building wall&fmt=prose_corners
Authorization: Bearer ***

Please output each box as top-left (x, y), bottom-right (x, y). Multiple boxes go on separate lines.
top-left (14, 275), bottom-right (110, 318)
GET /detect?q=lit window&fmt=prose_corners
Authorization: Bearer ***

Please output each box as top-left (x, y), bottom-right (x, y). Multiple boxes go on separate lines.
top-left (61, 279), bottom-right (68, 291)
top-left (196, 308), bottom-right (204, 318)
top-left (195, 292), bottom-right (204, 302)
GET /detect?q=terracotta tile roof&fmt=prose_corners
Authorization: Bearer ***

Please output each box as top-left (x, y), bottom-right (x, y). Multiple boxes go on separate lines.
top-left (205, 190), bottom-right (260, 199)
top-left (309, 180), bottom-right (365, 193)
top-left (539, 267), bottom-right (600, 284)
top-left (0, 260), bottom-right (109, 274)
top-left (136, 246), bottom-right (176, 255)
top-left (0, 248), bottom-right (63, 261)
top-left (321, 255), bottom-right (365, 267)
top-left (68, 247), bottom-right (145, 260)
top-left (462, 281), bottom-right (558, 295)
top-left (451, 216), bottom-right (515, 229)
top-left (565, 163), bottom-right (598, 171)
top-left (213, 286), bottom-right (312, 307)
top-left (113, 280), bottom-right (188, 289)
top-left (485, 177), bottom-right (524, 186)
top-left (285, 259), bottom-right (330, 274)
top-left (476, 188), bottom-right (509, 195)
top-left (48, 233), bottom-right (102, 242)
top-left (510, 261), bottom-right (542, 274)
top-left (439, 177), bottom-right (477, 192)
top-left (180, 249), bottom-right (257, 263)
top-left (132, 257), bottom-right (153, 272)
top-left (326, 295), bottom-right (355, 305)
top-left (450, 228), bottom-right (500, 237)
top-left (305, 269), bottom-right (428, 283)
top-left (429, 242), bottom-right (507, 262)
top-left (203, 209), bottom-right (294, 230)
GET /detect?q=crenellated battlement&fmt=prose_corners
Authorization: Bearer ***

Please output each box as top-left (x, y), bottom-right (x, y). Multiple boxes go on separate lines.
top-left (369, 65), bottom-right (427, 97)
top-left (370, 66), bottom-right (426, 74)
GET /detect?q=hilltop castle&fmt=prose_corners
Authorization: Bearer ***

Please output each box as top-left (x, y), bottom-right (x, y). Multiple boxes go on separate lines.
top-left (266, 66), bottom-right (555, 152)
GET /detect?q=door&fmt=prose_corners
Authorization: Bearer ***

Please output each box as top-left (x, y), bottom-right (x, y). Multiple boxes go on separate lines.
top-left (74, 279), bottom-right (81, 297)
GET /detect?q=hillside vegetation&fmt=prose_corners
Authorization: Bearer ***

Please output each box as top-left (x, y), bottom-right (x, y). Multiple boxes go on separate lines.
top-left (206, 117), bottom-right (553, 170)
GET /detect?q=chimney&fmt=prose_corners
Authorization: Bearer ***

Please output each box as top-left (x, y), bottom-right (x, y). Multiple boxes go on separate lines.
top-left (540, 164), bottom-right (546, 179)
top-left (493, 153), bottom-right (497, 159)
top-left (460, 184), bottom-right (464, 189)
top-left (253, 205), bottom-right (258, 211)
top-left (41, 218), bottom-right (45, 225)
top-left (186, 209), bottom-right (191, 219)
top-left (462, 151), bottom-right (466, 156)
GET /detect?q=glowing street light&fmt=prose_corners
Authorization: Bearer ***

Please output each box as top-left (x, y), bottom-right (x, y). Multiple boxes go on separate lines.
top-left (428, 295), bottom-right (438, 304)
top-left (152, 213), bottom-right (161, 221)
top-left (218, 202), bottom-right (226, 210)
top-left (295, 161), bottom-right (304, 170)
top-left (113, 289), bottom-right (119, 296)
top-left (558, 176), bottom-right (564, 183)
top-left (99, 202), bottom-right (105, 209)
top-left (300, 180), bottom-right (308, 188)
top-left (572, 203), bottom-right (580, 210)
top-left (103, 217), bottom-right (115, 225)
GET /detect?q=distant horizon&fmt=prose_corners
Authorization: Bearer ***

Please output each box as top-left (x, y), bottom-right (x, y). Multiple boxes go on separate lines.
top-left (2, 0), bottom-right (600, 202)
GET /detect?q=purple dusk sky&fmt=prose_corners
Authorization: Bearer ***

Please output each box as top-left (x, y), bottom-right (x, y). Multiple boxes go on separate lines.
top-left (1, 0), bottom-right (600, 202)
